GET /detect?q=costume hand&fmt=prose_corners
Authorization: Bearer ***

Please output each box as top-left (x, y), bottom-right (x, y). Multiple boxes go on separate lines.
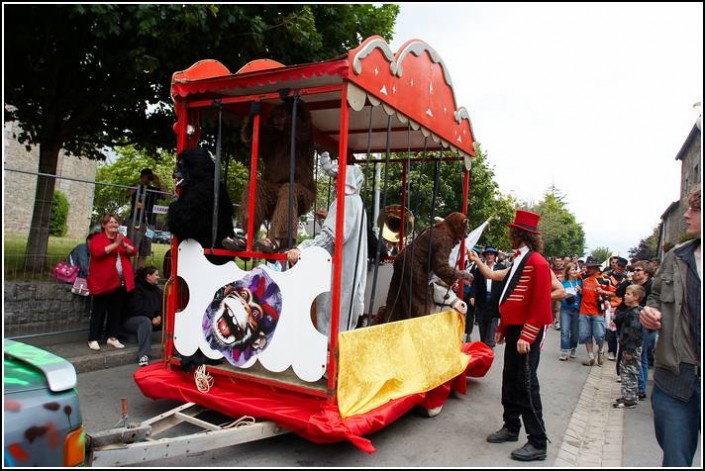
top-left (517, 338), bottom-right (531, 355)
top-left (640, 306), bottom-right (662, 330)
top-left (287, 248), bottom-right (301, 266)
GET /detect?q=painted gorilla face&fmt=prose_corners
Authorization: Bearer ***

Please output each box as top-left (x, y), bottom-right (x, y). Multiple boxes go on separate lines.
top-left (202, 268), bottom-right (282, 367)
top-left (211, 288), bottom-right (262, 349)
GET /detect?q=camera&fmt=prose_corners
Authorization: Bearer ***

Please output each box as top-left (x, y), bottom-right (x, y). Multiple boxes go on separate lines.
top-left (565, 294), bottom-right (577, 305)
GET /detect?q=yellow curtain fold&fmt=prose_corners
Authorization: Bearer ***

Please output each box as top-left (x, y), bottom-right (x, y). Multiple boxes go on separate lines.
top-left (337, 310), bottom-right (470, 418)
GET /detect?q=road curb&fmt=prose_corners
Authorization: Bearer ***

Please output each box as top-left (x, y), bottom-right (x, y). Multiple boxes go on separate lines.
top-left (25, 332), bottom-right (164, 374)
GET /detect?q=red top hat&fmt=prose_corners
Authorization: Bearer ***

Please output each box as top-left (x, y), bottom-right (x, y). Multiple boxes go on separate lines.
top-left (507, 209), bottom-right (541, 234)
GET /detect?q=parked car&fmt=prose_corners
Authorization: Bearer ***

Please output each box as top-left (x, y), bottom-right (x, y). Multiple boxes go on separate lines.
top-left (152, 230), bottom-right (172, 244)
top-left (3, 339), bottom-right (86, 466)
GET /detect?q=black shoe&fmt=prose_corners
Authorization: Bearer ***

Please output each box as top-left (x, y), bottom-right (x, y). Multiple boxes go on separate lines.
top-left (637, 392), bottom-right (647, 401)
top-left (613, 399), bottom-right (637, 409)
top-left (487, 427), bottom-right (519, 443)
top-left (510, 442), bottom-right (547, 461)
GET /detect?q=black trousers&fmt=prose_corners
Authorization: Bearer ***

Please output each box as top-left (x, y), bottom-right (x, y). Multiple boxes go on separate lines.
top-left (478, 316), bottom-right (499, 347)
top-left (606, 328), bottom-right (618, 355)
top-left (477, 294), bottom-right (498, 346)
top-left (463, 293), bottom-right (474, 336)
top-left (89, 287), bottom-right (127, 341)
top-left (501, 325), bottom-right (547, 448)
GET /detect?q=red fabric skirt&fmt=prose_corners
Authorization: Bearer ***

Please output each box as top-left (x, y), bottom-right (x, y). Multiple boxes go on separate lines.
top-left (134, 341), bottom-right (493, 453)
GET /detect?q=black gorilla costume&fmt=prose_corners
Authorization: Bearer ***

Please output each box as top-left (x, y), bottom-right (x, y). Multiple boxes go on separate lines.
top-left (168, 147), bottom-right (236, 264)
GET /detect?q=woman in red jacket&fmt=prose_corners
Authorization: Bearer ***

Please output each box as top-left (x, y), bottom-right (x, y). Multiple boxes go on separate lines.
top-left (87, 213), bottom-right (136, 350)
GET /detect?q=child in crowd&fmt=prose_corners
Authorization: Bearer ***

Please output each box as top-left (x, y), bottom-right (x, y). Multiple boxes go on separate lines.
top-left (612, 284), bottom-right (646, 409)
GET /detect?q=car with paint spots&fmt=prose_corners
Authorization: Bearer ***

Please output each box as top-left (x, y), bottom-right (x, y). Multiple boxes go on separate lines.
top-left (3, 339), bottom-right (86, 466)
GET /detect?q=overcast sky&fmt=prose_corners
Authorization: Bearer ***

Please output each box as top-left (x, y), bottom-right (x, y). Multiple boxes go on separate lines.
top-left (390, 2), bottom-right (702, 257)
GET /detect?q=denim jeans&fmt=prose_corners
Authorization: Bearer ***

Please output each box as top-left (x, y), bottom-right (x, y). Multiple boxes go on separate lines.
top-left (578, 314), bottom-right (605, 344)
top-left (652, 382), bottom-right (701, 466)
top-left (560, 306), bottom-right (579, 351)
top-left (638, 327), bottom-right (657, 394)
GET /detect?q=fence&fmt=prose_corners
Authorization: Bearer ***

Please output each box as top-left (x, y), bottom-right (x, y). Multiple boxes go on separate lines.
top-left (3, 167), bottom-right (172, 337)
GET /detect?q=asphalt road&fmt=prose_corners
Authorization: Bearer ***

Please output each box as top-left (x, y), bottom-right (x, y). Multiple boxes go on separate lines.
top-left (77, 326), bottom-right (689, 467)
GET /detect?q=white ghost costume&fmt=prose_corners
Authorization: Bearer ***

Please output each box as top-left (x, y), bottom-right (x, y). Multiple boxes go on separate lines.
top-left (299, 153), bottom-right (367, 336)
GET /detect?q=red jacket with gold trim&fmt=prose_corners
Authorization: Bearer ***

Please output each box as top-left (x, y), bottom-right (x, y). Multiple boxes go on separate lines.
top-left (498, 251), bottom-right (553, 343)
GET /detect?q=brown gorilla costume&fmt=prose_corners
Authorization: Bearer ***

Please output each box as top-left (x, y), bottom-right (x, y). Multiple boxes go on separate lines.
top-left (383, 212), bottom-right (470, 323)
top-left (240, 100), bottom-right (316, 251)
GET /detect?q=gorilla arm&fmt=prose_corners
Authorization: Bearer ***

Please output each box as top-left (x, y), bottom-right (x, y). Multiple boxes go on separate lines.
top-left (430, 232), bottom-right (469, 286)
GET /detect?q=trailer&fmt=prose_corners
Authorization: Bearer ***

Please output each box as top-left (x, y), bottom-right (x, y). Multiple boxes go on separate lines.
top-left (89, 401), bottom-right (287, 466)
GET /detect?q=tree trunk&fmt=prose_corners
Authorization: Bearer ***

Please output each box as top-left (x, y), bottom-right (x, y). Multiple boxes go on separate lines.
top-left (23, 142), bottom-right (61, 273)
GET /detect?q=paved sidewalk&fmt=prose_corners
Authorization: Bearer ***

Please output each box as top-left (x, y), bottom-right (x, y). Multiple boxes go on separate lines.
top-left (21, 330), bottom-right (162, 373)
top-left (554, 357), bottom-right (701, 468)
top-left (555, 361), bottom-right (625, 467)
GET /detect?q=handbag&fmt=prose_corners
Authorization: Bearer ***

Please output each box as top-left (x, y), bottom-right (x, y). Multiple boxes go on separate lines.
top-left (51, 261), bottom-right (79, 283)
top-left (71, 277), bottom-right (90, 296)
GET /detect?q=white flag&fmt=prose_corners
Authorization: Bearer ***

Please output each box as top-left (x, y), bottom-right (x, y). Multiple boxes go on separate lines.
top-left (449, 218), bottom-right (492, 268)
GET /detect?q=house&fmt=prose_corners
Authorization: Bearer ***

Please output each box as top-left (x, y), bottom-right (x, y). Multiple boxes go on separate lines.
top-left (658, 116), bottom-right (702, 257)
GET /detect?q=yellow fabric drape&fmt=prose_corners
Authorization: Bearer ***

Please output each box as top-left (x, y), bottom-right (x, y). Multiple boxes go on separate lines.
top-left (337, 310), bottom-right (470, 418)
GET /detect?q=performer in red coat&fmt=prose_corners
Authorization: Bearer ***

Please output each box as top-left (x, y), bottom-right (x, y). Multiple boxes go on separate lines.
top-left (468, 209), bottom-right (553, 461)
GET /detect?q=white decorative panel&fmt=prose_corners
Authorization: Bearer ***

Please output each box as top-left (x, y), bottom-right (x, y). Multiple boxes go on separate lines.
top-left (173, 240), bottom-right (331, 382)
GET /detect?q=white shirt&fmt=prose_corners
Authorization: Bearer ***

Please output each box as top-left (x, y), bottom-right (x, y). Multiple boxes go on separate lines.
top-left (486, 263), bottom-right (495, 292)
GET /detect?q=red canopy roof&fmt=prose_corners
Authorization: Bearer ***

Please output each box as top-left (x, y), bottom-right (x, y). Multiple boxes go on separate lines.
top-left (171, 36), bottom-right (475, 167)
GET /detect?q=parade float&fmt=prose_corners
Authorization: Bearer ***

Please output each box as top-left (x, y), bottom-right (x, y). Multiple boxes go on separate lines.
top-left (131, 35), bottom-right (493, 457)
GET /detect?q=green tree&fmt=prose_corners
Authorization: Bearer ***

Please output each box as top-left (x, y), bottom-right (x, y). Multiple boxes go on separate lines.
top-left (94, 146), bottom-right (174, 226)
top-left (49, 191), bottom-right (69, 237)
top-left (528, 186), bottom-right (585, 257)
top-left (628, 225), bottom-right (659, 261)
top-left (358, 152), bottom-right (471, 234)
top-left (350, 144), bottom-right (515, 250)
top-left (94, 146), bottom-right (249, 230)
top-left (4, 4), bottom-right (399, 271)
top-left (591, 247), bottom-right (612, 264)
top-left (464, 145), bottom-right (516, 250)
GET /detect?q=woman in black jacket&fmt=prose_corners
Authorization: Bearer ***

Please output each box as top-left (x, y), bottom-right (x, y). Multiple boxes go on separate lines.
top-left (124, 266), bottom-right (163, 366)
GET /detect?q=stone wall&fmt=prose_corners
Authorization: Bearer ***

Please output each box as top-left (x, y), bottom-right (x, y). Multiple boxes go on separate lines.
top-left (3, 280), bottom-right (91, 338)
top-left (3, 120), bottom-right (98, 239)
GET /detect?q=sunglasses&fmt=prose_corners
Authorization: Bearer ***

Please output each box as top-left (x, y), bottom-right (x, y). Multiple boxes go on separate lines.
top-left (632, 268), bottom-right (644, 272)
